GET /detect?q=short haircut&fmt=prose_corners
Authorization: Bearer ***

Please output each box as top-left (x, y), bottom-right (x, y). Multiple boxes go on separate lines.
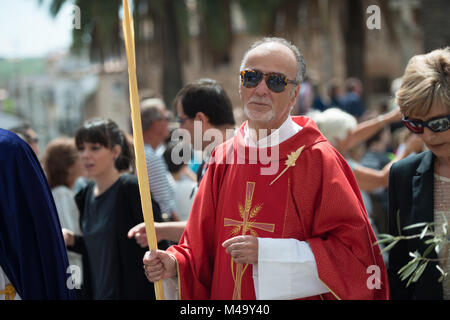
top-left (395, 47), bottom-right (450, 117)
top-left (43, 138), bottom-right (79, 188)
top-left (140, 98), bottom-right (167, 132)
top-left (308, 108), bottom-right (357, 147)
top-left (239, 37), bottom-right (306, 83)
top-left (75, 118), bottom-right (134, 172)
top-left (174, 78), bottom-right (235, 126)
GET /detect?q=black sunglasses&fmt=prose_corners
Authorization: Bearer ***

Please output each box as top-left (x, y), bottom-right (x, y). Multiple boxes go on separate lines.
top-left (240, 69), bottom-right (298, 93)
top-left (402, 114), bottom-right (450, 134)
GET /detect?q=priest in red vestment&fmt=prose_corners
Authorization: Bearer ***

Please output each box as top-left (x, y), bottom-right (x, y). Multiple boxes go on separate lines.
top-left (143, 37), bottom-right (389, 300)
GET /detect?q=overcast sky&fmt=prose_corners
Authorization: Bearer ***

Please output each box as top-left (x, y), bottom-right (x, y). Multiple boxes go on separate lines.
top-left (0, 0), bottom-right (74, 59)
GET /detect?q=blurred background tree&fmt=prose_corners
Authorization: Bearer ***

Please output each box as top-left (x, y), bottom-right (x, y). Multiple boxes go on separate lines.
top-left (420, 0), bottom-right (450, 53)
top-left (39, 0), bottom-right (450, 111)
top-left (42, 0), bottom-right (123, 63)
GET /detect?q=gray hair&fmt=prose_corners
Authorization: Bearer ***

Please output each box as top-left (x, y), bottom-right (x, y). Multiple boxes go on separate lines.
top-left (140, 98), bottom-right (166, 132)
top-left (239, 37), bottom-right (306, 83)
top-left (308, 108), bottom-right (357, 147)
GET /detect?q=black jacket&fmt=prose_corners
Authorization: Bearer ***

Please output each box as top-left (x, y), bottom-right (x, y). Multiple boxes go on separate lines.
top-left (388, 151), bottom-right (443, 300)
top-left (70, 174), bottom-right (163, 300)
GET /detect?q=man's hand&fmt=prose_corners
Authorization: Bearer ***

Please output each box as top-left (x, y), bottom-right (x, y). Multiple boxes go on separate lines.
top-left (222, 235), bottom-right (258, 265)
top-left (143, 250), bottom-right (177, 282)
top-left (128, 221), bottom-right (187, 247)
top-left (127, 222), bottom-right (148, 247)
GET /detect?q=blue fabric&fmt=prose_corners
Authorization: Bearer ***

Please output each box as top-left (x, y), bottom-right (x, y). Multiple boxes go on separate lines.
top-left (312, 96), bottom-right (327, 111)
top-left (0, 129), bottom-right (75, 299)
top-left (340, 92), bottom-right (365, 118)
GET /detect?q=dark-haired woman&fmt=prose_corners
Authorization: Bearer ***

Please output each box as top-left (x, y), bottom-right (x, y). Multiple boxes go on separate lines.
top-left (62, 118), bottom-right (163, 300)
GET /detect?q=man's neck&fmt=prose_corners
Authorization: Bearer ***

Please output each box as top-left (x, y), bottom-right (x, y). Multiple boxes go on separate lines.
top-left (144, 136), bottom-right (161, 149)
top-left (247, 115), bottom-right (290, 142)
top-left (202, 125), bottom-right (235, 158)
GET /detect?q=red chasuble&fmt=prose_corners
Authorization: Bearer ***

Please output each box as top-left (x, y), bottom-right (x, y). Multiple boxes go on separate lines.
top-left (167, 116), bottom-right (389, 300)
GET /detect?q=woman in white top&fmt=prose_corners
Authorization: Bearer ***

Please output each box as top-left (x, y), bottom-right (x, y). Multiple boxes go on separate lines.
top-left (162, 141), bottom-right (197, 221)
top-left (42, 137), bottom-right (85, 292)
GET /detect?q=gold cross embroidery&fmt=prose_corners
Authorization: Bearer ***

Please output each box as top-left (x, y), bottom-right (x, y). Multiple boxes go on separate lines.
top-left (224, 181), bottom-right (275, 300)
top-left (0, 284), bottom-right (16, 300)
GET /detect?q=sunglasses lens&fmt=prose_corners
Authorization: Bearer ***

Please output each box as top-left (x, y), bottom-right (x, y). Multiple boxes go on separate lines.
top-left (266, 75), bottom-right (286, 93)
top-left (428, 117), bottom-right (450, 132)
top-left (242, 71), bottom-right (261, 88)
top-left (403, 120), bottom-right (423, 134)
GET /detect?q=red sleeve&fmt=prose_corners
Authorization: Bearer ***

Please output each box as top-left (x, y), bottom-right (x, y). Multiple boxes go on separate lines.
top-left (293, 143), bottom-right (389, 300)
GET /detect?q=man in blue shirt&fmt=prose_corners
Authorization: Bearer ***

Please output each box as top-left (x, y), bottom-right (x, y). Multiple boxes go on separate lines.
top-left (340, 77), bottom-right (366, 119)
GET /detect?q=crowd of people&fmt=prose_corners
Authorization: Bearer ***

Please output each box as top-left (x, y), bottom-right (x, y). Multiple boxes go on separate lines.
top-left (0, 37), bottom-right (449, 300)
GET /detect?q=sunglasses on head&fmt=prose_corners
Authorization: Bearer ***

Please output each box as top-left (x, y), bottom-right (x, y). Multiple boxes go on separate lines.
top-left (402, 114), bottom-right (450, 134)
top-left (240, 69), bottom-right (298, 93)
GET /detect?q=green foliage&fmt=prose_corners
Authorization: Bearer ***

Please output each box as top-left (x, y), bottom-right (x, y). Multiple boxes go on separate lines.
top-left (236, 0), bottom-right (283, 34)
top-left (0, 58), bottom-right (46, 81)
top-left (47, 0), bottom-right (66, 17)
top-left (173, 0), bottom-right (190, 49)
top-left (374, 211), bottom-right (449, 287)
top-left (197, 0), bottom-right (230, 51)
top-left (43, 0), bottom-right (123, 61)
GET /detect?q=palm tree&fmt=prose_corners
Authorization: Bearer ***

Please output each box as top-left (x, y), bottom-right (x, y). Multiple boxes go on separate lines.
top-left (237, 0), bottom-right (280, 35)
top-left (42, 0), bottom-right (123, 65)
top-left (146, 0), bottom-right (187, 107)
top-left (341, 0), bottom-right (366, 83)
top-left (42, 0), bottom-right (189, 108)
top-left (197, 0), bottom-right (233, 67)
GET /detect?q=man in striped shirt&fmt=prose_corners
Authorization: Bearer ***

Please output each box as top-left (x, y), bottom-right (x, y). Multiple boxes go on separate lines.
top-left (140, 98), bottom-right (179, 221)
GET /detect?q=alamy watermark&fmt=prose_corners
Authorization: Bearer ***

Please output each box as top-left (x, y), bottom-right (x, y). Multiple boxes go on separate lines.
top-left (71, 5), bottom-right (81, 30)
top-left (366, 265), bottom-right (382, 290)
top-left (66, 265), bottom-right (81, 289)
top-left (366, 5), bottom-right (381, 30)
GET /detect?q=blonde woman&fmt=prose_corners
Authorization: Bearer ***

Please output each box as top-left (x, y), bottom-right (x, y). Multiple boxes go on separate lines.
top-left (388, 47), bottom-right (450, 300)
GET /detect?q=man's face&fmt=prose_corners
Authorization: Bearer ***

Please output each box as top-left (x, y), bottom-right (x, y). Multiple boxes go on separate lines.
top-left (151, 108), bottom-right (170, 144)
top-left (176, 99), bottom-right (195, 146)
top-left (239, 42), bottom-right (300, 130)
